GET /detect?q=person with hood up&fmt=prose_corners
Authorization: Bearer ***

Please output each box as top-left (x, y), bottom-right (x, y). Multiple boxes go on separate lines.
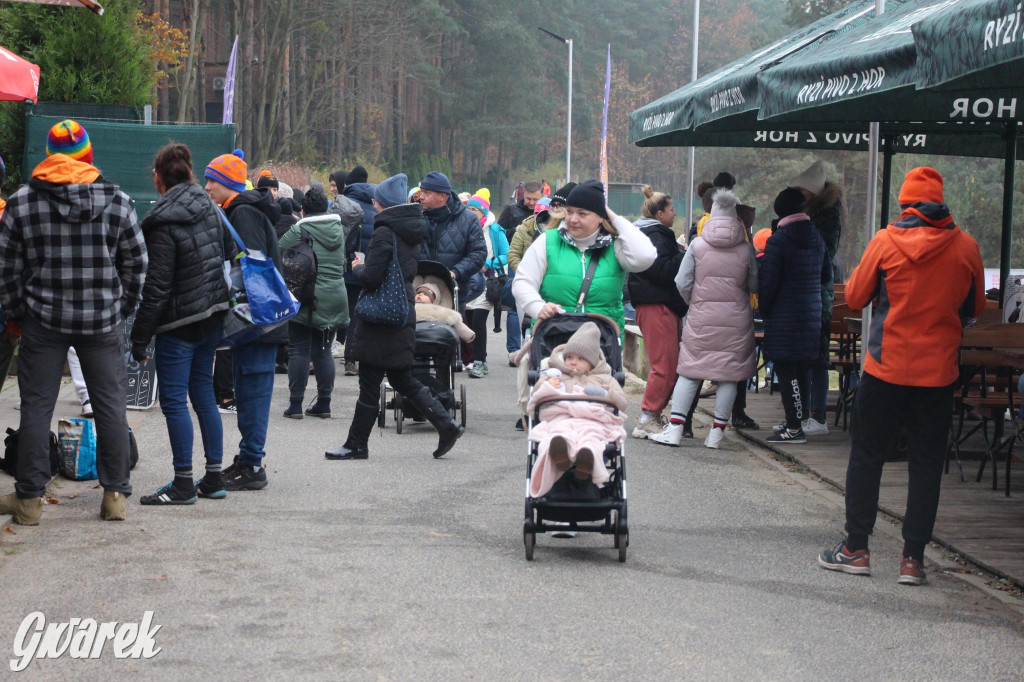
top-left (650, 189), bottom-right (757, 450)
top-left (818, 168), bottom-right (984, 586)
top-left (756, 188), bottom-right (831, 445)
top-left (340, 165), bottom-right (376, 376)
top-left (131, 143), bottom-right (231, 505)
top-left (527, 322), bottom-right (628, 500)
top-left (417, 171), bottom-right (487, 309)
top-left (204, 148), bottom-right (284, 491)
top-left (463, 191), bottom-right (508, 379)
top-left (279, 185), bottom-right (349, 420)
top-left (627, 185), bottom-right (686, 439)
top-left (0, 120), bottom-right (147, 525)
top-left (789, 160), bottom-right (845, 435)
top-left (325, 174), bottom-right (465, 461)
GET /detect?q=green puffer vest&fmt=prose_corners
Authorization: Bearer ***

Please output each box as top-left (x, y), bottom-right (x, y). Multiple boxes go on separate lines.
top-left (538, 227), bottom-right (626, 334)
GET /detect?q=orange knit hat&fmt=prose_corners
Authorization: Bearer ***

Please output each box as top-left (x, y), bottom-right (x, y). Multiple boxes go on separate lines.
top-left (204, 149), bottom-right (248, 192)
top-left (753, 227), bottom-right (771, 251)
top-left (898, 167), bottom-right (944, 205)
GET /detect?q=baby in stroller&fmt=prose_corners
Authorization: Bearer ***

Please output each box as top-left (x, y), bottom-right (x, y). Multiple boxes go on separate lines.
top-left (528, 322), bottom-right (628, 500)
top-left (414, 283), bottom-right (475, 343)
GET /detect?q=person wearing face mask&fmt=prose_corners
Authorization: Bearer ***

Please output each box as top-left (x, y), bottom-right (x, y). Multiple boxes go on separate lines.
top-left (463, 191), bottom-right (508, 378)
top-left (510, 180), bottom-right (657, 425)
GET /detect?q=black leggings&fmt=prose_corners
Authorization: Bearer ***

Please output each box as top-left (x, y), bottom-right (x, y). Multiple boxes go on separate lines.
top-left (774, 360), bottom-right (812, 430)
top-left (467, 308), bottom-right (489, 362)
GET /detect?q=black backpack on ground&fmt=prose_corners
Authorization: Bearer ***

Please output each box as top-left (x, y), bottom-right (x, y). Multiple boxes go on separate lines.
top-left (281, 226), bottom-right (318, 305)
top-left (2, 428), bottom-right (59, 477)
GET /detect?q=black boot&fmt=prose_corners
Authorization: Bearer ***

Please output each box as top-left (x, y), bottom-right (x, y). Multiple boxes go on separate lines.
top-left (407, 387), bottom-right (464, 458)
top-left (325, 400), bottom-right (377, 460)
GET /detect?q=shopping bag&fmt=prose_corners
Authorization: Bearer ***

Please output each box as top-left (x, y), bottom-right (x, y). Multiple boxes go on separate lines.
top-left (216, 206), bottom-right (300, 349)
top-left (57, 418), bottom-right (98, 481)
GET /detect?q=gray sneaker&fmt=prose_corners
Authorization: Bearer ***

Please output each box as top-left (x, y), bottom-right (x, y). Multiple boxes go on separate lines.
top-left (468, 361), bottom-right (488, 378)
top-left (631, 413), bottom-right (666, 439)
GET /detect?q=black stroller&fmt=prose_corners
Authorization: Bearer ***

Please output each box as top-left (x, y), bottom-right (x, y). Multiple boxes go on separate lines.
top-left (523, 313), bottom-right (629, 562)
top-left (379, 260), bottom-right (467, 433)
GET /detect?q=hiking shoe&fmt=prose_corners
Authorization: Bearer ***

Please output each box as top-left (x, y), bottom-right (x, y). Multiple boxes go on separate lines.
top-left (704, 427), bottom-right (724, 449)
top-left (767, 427), bottom-right (806, 444)
top-left (344, 362), bottom-right (359, 376)
top-left (631, 413), bottom-right (666, 439)
top-left (305, 400), bottom-right (331, 419)
top-left (218, 401), bottom-right (237, 415)
top-left (195, 474), bottom-right (227, 499)
top-left (100, 491), bottom-right (126, 520)
top-left (140, 482), bottom-right (197, 506)
top-left (898, 558), bottom-right (927, 585)
top-left (468, 361), bottom-right (488, 378)
top-left (283, 403), bottom-right (304, 419)
top-left (818, 539), bottom-right (871, 576)
top-left (80, 400), bottom-right (94, 418)
top-left (0, 492), bottom-right (42, 525)
top-left (731, 413), bottom-right (759, 430)
top-left (223, 465), bottom-right (268, 491)
top-left (803, 417), bottom-right (829, 436)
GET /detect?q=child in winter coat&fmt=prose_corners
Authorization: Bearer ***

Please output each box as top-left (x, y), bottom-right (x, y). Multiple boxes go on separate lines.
top-left (527, 322), bottom-right (628, 500)
top-left (414, 283), bottom-right (475, 343)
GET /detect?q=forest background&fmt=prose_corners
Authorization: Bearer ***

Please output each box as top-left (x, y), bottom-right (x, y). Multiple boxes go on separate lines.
top-left (0, 0), bottom-right (1021, 276)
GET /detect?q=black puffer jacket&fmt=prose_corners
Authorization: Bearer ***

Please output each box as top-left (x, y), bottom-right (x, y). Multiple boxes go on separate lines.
top-left (757, 213), bottom-right (831, 362)
top-left (627, 218), bottom-right (688, 318)
top-left (224, 187), bottom-right (288, 346)
top-left (347, 203), bottom-right (427, 369)
top-left (497, 200), bottom-right (533, 242)
top-left (421, 192), bottom-right (486, 295)
top-left (131, 182), bottom-right (229, 346)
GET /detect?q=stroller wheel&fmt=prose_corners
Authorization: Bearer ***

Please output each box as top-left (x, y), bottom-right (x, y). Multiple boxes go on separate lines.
top-left (395, 405), bottom-right (404, 434)
top-left (523, 525), bottom-right (536, 561)
top-left (378, 385), bottom-right (387, 428)
top-left (616, 521), bottom-right (628, 563)
top-left (460, 384), bottom-right (467, 427)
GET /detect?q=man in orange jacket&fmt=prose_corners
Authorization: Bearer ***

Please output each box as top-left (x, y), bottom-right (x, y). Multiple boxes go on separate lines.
top-left (818, 167), bottom-right (985, 586)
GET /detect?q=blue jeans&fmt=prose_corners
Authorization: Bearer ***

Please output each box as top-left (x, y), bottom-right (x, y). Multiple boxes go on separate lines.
top-left (807, 365), bottom-right (829, 418)
top-left (155, 327), bottom-right (223, 470)
top-left (506, 309), bottom-right (521, 354)
top-left (233, 342), bottom-right (277, 467)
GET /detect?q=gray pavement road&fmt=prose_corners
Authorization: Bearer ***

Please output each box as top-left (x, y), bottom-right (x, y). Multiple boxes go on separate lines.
top-left (1, 329), bottom-right (1023, 680)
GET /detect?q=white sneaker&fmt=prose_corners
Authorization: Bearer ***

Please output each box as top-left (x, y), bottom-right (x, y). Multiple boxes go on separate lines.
top-left (331, 340), bottom-right (345, 359)
top-left (803, 418), bottom-right (829, 436)
top-left (631, 412), bottom-right (665, 439)
top-left (81, 401), bottom-right (94, 418)
top-left (704, 426), bottom-right (724, 449)
top-left (650, 423), bottom-right (684, 447)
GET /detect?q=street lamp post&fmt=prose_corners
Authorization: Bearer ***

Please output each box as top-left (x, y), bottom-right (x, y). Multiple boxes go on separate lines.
top-left (539, 27), bottom-right (572, 183)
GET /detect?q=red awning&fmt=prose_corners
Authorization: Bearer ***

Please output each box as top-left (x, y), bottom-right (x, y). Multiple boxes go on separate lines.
top-left (0, 45), bottom-right (40, 103)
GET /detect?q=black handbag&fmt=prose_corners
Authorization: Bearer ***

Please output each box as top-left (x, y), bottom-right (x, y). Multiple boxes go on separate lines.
top-left (353, 237), bottom-right (409, 326)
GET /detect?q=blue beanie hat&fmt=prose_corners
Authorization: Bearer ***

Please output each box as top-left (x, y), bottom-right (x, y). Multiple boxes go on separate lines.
top-left (420, 171), bottom-right (451, 195)
top-left (374, 173), bottom-right (409, 209)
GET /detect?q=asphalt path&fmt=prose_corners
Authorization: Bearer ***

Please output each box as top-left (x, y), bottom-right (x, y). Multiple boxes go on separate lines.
top-left (1, 328), bottom-right (1023, 680)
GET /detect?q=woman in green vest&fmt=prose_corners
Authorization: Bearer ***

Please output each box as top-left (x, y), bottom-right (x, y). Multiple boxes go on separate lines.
top-left (510, 180), bottom-right (657, 425)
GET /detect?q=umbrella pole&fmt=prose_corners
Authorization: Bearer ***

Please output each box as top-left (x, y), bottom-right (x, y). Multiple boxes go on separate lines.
top-left (999, 120), bottom-right (1017, 307)
top-left (880, 135), bottom-right (896, 230)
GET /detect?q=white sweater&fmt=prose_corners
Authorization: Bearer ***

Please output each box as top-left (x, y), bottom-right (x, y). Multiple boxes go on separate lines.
top-left (511, 215), bottom-right (657, 318)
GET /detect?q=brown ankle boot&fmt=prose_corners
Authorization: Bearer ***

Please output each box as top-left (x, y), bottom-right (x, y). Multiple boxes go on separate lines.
top-left (100, 491), bottom-right (126, 521)
top-left (0, 492), bottom-right (43, 526)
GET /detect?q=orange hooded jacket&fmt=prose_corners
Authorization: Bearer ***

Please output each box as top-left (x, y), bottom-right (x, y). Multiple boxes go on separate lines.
top-left (846, 169), bottom-right (984, 387)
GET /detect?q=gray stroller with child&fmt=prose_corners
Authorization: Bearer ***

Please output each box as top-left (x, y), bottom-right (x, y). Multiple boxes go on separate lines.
top-left (379, 260), bottom-right (467, 432)
top-left (523, 313), bottom-right (629, 562)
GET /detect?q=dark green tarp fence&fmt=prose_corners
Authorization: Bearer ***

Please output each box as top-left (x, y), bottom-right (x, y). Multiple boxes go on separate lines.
top-left (23, 112), bottom-right (235, 219)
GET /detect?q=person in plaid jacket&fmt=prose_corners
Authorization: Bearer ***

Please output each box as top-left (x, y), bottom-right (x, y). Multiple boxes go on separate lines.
top-left (0, 120), bottom-right (147, 526)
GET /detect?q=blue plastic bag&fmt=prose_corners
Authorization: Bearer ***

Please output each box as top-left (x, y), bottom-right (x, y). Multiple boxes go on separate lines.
top-left (216, 206), bottom-right (300, 349)
top-left (57, 418), bottom-right (98, 481)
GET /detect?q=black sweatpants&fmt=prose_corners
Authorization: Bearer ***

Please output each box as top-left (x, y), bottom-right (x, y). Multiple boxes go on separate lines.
top-left (774, 360), bottom-right (812, 430)
top-left (844, 372), bottom-right (954, 560)
top-left (467, 309), bottom-right (489, 362)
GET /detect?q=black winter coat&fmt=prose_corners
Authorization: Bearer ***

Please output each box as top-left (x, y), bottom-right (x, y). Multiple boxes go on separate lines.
top-left (131, 182), bottom-right (229, 346)
top-left (497, 201), bottom-right (533, 242)
top-left (343, 182), bottom-right (378, 285)
top-left (224, 188), bottom-right (288, 346)
top-left (421, 192), bottom-right (487, 295)
top-left (274, 198), bottom-right (298, 238)
top-left (627, 218), bottom-right (688, 318)
top-left (757, 214), bottom-right (831, 362)
top-left (347, 203), bottom-right (427, 369)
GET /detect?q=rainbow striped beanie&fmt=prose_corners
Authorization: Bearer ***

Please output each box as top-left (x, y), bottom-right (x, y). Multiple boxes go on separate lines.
top-left (205, 149), bottom-right (248, 193)
top-left (46, 120), bottom-right (93, 164)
